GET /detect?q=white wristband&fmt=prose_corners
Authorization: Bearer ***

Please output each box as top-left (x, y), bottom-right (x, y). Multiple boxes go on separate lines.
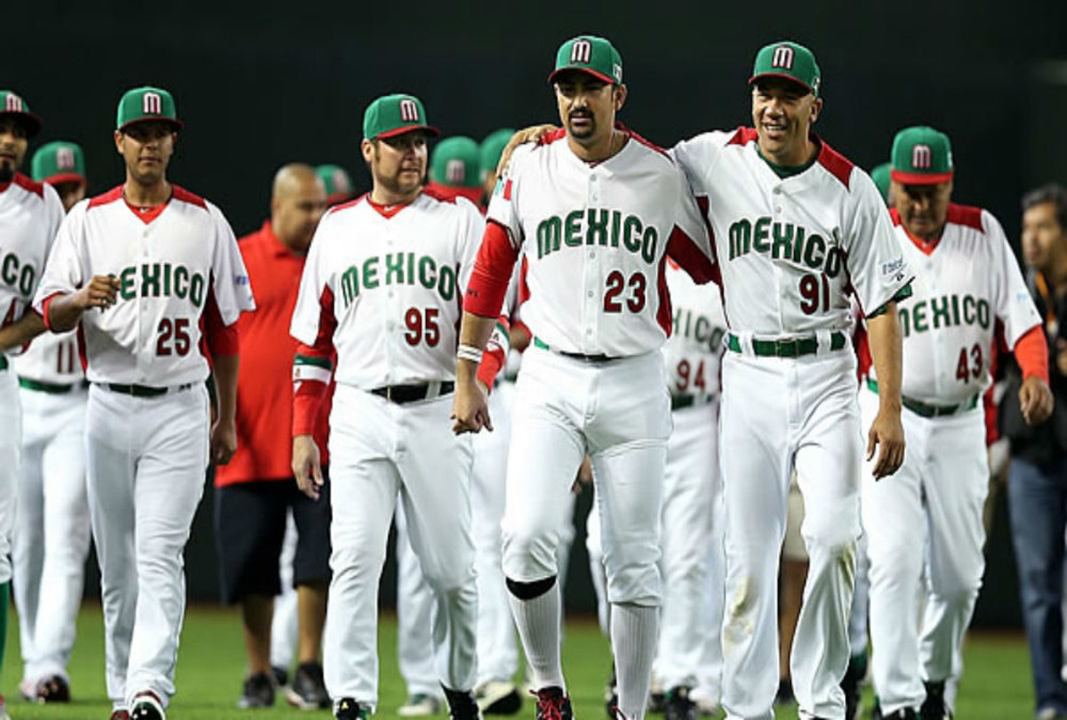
top-left (457, 344), bottom-right (484, 364)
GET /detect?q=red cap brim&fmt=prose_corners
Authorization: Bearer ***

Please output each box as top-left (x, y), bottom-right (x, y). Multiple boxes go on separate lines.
top-left (890, 169), bottom-right (954, 185)
top-left (548, 67), bottom-right (617, 85)
top-left (748, 72), bottom-right (814, 95)
top-left (376, 124), bottom-right (441, 140)
top-left (43, 173), bottom-right (87, 187)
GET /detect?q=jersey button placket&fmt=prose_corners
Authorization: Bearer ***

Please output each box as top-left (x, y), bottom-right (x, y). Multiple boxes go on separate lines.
top-left (138, 227), bottom-right (152, 379)
top-left (583, 174), bottom-right (601, 352)
top-left (383, 225), bottom-right (397, 385)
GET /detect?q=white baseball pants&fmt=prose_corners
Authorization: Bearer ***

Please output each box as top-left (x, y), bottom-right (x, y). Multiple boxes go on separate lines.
top-left (859, 388), bottom-right (987, 716)
top-left (719, 350), bottom-right (862, 720)
top-left (86, 383), bottom-right (209, 711)
top-left (395, 501), bottom-right (444, 699)
top-left (269, 510), bottom-right (299, 672)
top-left (0, 368), bottom-right (20, 588)
top-left (14, 385), bottom-right (90, 685)
top-left (324, 385), bottom-right (476, 710)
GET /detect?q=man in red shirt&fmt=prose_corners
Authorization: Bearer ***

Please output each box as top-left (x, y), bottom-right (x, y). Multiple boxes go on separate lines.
top-left (214, 163), bottom-right (331, 710)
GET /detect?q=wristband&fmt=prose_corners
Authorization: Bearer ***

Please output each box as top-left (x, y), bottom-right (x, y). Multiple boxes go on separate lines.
top-left (457, 344), bottom-right (484, 364)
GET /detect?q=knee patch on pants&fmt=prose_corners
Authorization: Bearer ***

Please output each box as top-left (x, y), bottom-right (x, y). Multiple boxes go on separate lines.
top-left (506, 575), bottom-right (556, 600)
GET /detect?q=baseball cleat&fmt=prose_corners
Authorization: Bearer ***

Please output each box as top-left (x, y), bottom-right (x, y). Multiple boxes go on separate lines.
top-left (603, 666), bottom-right (617, 719)
top-left (271, 664), bottom-right (290, 689)
top-left (881, 710), bottom-right (918, 720)
top-left (476, 680), bottom-right (523, 715)
top-left (237, 672), bottom-right (275, 708)
top-left (335, 697), bottom-right (369, 720)
top-left (841, 652), bottom-right (867, 720)
top-left (286, 661), bottom-right (330, 710)
top-left (36, 673), bottom-right (73, 703)
top-left (399, 693), bottom-right (443, 716)
top-left (130, 690), bottom-right (165, 720)
top-left (443, 686), bottom-right (483, 720)
top-left (663, 686), bottom-right (696, 720)
top-left (110, 711), bottom-right (131, 720)
top-left (535, 686), bottom-right (573, 720)
top-left (919, 681), bottom-right (951, 720)
top-left (687, 687), bottom-right (719, 717)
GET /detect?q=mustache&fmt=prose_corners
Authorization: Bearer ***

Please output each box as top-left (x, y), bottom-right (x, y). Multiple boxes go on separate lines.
top-left (569, 108), bottom-right (593, 118)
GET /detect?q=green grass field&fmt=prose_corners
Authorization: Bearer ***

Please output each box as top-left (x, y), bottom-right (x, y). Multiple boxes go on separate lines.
top-left (1, 604), bottom-right (1036, 719)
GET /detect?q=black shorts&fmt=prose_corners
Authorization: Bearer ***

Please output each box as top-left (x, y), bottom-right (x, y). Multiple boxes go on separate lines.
top-left (214, 472), bottom-right (332, 604)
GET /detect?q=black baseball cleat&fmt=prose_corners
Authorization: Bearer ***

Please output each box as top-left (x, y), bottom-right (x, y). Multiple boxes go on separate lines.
top-left (444, 686), bottom-right (483, 720)
top-left (335, 697), bottom-right (369, 720)
top-left (286, 661), bottom-right (331, 709)
top-left (237, 672), bottom-right (275, 708)
top-left (271, 665), bottom-right (290, 689)
top-left (841, 652), bottom-right (868, 720)
top-left (130, 691), bottom-right (165, 720)
top-left (603, 666), bottom-right (618, 719)
top-left (663, 686), bottom-right (696, 720)
top-left (535, 686), bottom-right (574, 720)
top-left (36, 674), bottom-right (72, 703)
top-left (919, 681), bottom-right (951, 720)
top-left (881, 709), bottom-right (918, 719)
top-left (110, 711), bottom-right (131, 720)
top-left (476, 680), bottom-right (522, 715)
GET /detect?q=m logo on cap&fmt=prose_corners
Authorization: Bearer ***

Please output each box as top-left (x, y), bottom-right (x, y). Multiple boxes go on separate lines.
top-left (56, 147), bottom-right (75, 170)
top-left (771, 45), bottom-right (795, 70)
top-left (911, 144), bottom-right (932, 169)
top-left (446, 159), bottom-right (466, 184)
top-left (332, 169), bottom-right (350, 193)
top-left (142, 92), bottom-right (162, 115)
top-left (571, 39), bottom-right (593, 64)
top-left (4, 94), bottom-right (23, 112)
top-left (399, 99), bottom-right (419, 123)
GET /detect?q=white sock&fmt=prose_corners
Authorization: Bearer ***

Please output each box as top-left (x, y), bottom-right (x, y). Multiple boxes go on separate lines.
top-left (508, 582), bottom-right (565, 692)
top-left (611, 602), bottom-right (659, 720)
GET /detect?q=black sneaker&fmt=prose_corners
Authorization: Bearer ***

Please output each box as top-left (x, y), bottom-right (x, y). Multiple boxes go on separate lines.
top-left (130, 692), bottom-right (165, 720)
top-left (919, 681), bottom-right (950, 720)
top-left (775, 678), bottom-right (795, 706)
top-left (535, 687), bottom-right (573, 720)
top-left (36, 674), bottom-right (72, 703)
top-left (841, 653), bottom-right (868, 720)
top-left (663, 686), bottom-right (696, 720)
top-left (882, 710), bottom-right (918, 720)
top-left (444, 686), bottom-right (482, 720)
top-left (237, 673), bottom-right (275, 709)
top-left (603, 667), bottom-right (618, 719)
top-left (336, 697), bottom-right (369, 720)
top-left (286, 661), bottom-right (331, 710)
top-left (272, 665), bottom-right (290, 689)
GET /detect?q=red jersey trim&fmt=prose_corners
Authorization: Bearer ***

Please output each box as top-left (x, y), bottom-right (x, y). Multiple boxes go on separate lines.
top-left (621, 124), bottom-right (670, 159)
top-left (655, 254), bottom-right (673, 338)
top-left (726, 127), bottom-right (759, 146)
top-left (815, 138), bottom-right (854, 190)
top-left (328, 192), bottom-right (368, 216)
top-left (172, 185), bottom-right (208, 210)
top-left (946, 203), bottom-right (984, 233)
top-left (88, 185), bottom-right (124, 210)
top-left (422, 184), bottom-right (463, 204)
top-left (13, 173), bottom-right (44, 199)
top-left (537, 128), bottom-right (568, 146)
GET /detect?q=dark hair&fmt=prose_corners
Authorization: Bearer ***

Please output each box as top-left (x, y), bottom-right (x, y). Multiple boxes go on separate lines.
top-left (1022, 183), bottom-right (1067, 232)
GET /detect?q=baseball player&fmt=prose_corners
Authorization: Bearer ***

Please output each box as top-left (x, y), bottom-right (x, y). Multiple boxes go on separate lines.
top-left (860, 126), bottom-right (1051, 720)
top-left (426, 136), bottom-right (484, 204)
top-left (13, 140), bottom-right (90, 705)
top-left (31, 86), bottom-right (255, 720)
top-left (0, 89), bottom-right (64, 720)
top-left (454, 35), bottom-right (715, 720)
top-left (669, 41), bottom-right (913, 720)
top-left (586, 258), bottom-right (728, 720)
top-left (481, 129), bottom-right (515, 207)
top-left (290, 93), bottom-right (501, 720)
top-left (871, 162), bottom-right (892, 207)
top-left (318, 164), bottom-right (356, 206)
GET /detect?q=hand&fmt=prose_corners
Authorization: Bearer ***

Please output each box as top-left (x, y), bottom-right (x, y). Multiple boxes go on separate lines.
top-left (73, 274), bottom-right (120, 311)
top-left (1056, 339), bottom-right (1067, 377)
top-left (1019, 375), bottom-right (1055, 426)
top-left (451, 378), bottom-right (492, 434)
top-left (210, 418), bottom-right (237, 465)
top-left (292, 435), bottom-right (325, 500)
top-left (572, 455), bottom-right (593, 494)
top-left (497, 125), bottom-right (559, 177)
top-left (866, 407), bottom-right (906, 479)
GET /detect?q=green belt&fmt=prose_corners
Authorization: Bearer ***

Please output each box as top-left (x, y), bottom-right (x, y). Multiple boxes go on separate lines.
top-left (866, 378), bottom-right (978, 419)
top-left (18, 377), bottom-right (79, 394)
top-left (0, 355), bottom-right (6, 371)
top-left (725, 331), bottom-right (847, 358)
top-left (533, 336), bottom-right (616, 362)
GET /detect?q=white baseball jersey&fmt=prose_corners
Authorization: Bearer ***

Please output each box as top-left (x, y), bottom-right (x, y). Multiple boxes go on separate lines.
top-left (662, 261), bottom-right (726, 401)
top-left (671, 128), bottom-right (912, 334)
top-left (33, 185), bottom-right (255, 385)
top-left (881, 204), bottom-right (1040, 405)
top-left (13, 330), bottom-right (82, 385)
top-left (486, 129), bottom-right (711, 357)
top-left (290, 190), bottom-right (484, 387)
top-left (0, 175), bottom-right (64, 358)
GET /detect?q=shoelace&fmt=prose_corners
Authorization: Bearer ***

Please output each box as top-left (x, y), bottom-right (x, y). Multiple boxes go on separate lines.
top-left (535, 690), bottom-right (566, 720)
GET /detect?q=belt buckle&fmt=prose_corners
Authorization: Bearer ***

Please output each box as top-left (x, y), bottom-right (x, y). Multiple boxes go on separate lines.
top-left (385, 386), bottom-right (394, 402)
top-left (776, 339), bottom-right (799, 357)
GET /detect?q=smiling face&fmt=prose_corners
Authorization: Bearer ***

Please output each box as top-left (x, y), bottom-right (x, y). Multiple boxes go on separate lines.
top-left (554, 71), bottom-right (626, 148)
top-left (751, 78), bottom-right (821, 166)
top-left (0, 117), bottom-right (29, 183)
top-left (114, 121), bottom-right (176, 186)
top-left (362, 131), bottom-right (428, 200)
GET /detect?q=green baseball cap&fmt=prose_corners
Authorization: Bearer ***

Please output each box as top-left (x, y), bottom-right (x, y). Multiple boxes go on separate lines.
top-left (116, 86), bottom-right (183, 133)
top-left (870, 162), bottom-right (891, 204)
top-left (430, 136), bottom-right (481, 189)
top-left (0, 90), bottom-right (43, 137)
top-left (480, 128), bottom-right (514, 181)
top-left (363, 93), bottom-right (439, 141)
top-left (890, 126), bottom-right (954, 185)
top-left (548, 35), bottom-right (623, 86)
top-left (316, 164), bottom-right (354, 202)
top-left (32, 141), bottom-right (87, 186)
top-left (749, 41), bottom-right (821, 96)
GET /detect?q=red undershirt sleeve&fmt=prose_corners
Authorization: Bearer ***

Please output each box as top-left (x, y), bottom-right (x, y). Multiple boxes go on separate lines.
top-left (464, 221), bottom-right (518, 319)
top-left (1014, 325), bottom-right (1050, 383)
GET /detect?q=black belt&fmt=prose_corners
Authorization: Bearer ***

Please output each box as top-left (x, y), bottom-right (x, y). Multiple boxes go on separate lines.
top-left (18, 377), bottom-right (82, 394)
top-left (670, 394), bottom-right (716, 411)
top-left (371, 381), bottom-right (454, 405)
top-left (866, 378), bottom-right (978, 419)
top-left (726, 331), bottom-right (847, 358)
top-left (99, 382), bottom-right (193, 398)
top-left (533, 336), bottom-right (618, 362)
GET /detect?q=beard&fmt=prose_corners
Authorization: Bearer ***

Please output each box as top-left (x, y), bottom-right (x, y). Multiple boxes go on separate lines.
top-left (567, 111), bottom-right (597, 140)
top-left (0, 159), bottom-right (15, 183)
